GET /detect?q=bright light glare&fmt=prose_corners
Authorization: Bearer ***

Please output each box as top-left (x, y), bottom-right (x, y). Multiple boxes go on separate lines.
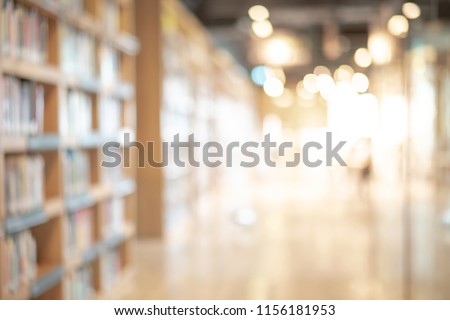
top-left (313, 65), bottom-right (331, 76)
top-left (264, 77), bottom-right (284, 97)
top-left (296, 81), bottom-right (314, 100)
top-left (266, 67), bottom-right (286, 84)
top-left (248, 5), bottom-right (270, 22)
top-left (262, 37), bottom-right (294, 65)
top-left (354, 48), bottom-right (372, 68)
top-left (252, 20), bottom-right (273, 38)
top-left (303, 73), bottom-right (319, 93)
top-left (273, 88), bottom-right (294, 108)
top-left (351, 73), bottom-right (370, 93)
top-left (334, 65), bottom-right (354, 83)
top-left (402, 2), bottom-right (421, 19)
top-left (251, 65), bottom-right (267, 86)
top-left (317, 74), bottom-right (335, 100)
top-left (369, 32), bottom-right (392, 65)
top-left (388, 15), bottom-right (409, 38)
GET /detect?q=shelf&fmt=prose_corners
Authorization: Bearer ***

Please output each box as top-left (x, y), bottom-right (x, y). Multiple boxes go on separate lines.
top-left (3, 199), bottom-right (63, 235)
top-left (4, 209), bottom-right (47, 235)
top-left (2, 131), bottom-right (136, 154)
top-left (2, 58), bottom-right (62, 84)
top-left (16, 0), bottom-right (140, 56)
top-left (65, 224), bottom-right (135, 271)
top-left (30, 265), bottom-right (63, 299)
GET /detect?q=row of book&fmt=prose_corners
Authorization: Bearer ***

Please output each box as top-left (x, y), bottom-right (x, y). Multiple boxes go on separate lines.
top-left (65, 208), bottom-right (95, 257)
top-left (99, 44), bottom-right (120, 83)
top-left (63, 89), bottom-right (93, 136)
top-left (101, 249), bottom-right (121, 289)
top-left (1, 75), bottom-right (45, 136)
top-left (100, 198), bottom-right (125, 239)
top-left (60, 24), bottom-right (96, 78)
top-left (99, 96), bottom-right (121, 135)
top-left (4, 155), bottom-right (44, 216)
top-left (63, 150), bottom-right (90, 198)
top-left (0, 0), bottom-right (48, 63)
top-left (65, 265), bottom-right (94, 300)
top-left (2, 231), bottom-right (37, 294)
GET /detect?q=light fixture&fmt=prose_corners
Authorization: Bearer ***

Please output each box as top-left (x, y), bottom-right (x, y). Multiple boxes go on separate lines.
top-left (303, 73), bottom-right (319, 94)
top-left (334, 65), bottom-right (354, 83)
top-left (351, 73), bottom-right (369, 93)
top-left (388, 15), bottom-right (409, 38)
top-left (402, 2), bottom-right (421, 19)
top-left (261, 37), bottom-right (294, 65)
top-left (266, 67), bottom-right (286, 84)
top-left (263, 77), bottom-right (284, 97)
top-left (368, 31), bottom-right (392, 65)
top-left (317, 74), bottom-right (335, 100)
top-left (248, 5), bottom-right (269, 22)
top-left (354, 48), bottom-right (372, 68)
top-left (251, 20), bottom-right (273, 38)
top-left (313, 65), bottom-right (331, 76)
top-left (296, 81), bottom-right (314, 100)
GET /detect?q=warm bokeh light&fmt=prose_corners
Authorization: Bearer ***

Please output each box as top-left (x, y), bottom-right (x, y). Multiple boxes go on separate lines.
top-left (351, 72), bottom-right (370, 93)
top-left (248, 5), bottom-right (270, 22)
top-left (368, 31), bottom-right (392, 65)
top-left (334, 65), bottom-right (354, 83)
top-left (260, 37), bottom-right (297, 65)
top-left (296, 81), bottom-right (314, 100)
top-left (354, 48), bottom-right (372, 68)
top-left (266, 67), bottom-right (286, 84)
top-left (273, 88), bottom-right (294, 108)
top-left (313, 65), bottom-right (331, 76)
top-left (402, 2), bottom-right (421, 19)
top-left (263, 77), bottom-right (284, 97)
top-left (388, 15), bottom-right (409, 38)
top-left (251, 20), bottom-right (273, 38)
top-left (303, 73), bottom-right (319, 94)
top-left (317, 74), bottom-right (335, 100)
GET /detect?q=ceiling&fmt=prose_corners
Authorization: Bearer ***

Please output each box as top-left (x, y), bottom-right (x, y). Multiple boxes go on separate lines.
top-left (180, 0), bottom-right (450, 79)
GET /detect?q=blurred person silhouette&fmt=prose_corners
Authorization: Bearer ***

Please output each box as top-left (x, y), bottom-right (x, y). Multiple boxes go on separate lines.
top-left (348, 138), bottom-right (372, 200)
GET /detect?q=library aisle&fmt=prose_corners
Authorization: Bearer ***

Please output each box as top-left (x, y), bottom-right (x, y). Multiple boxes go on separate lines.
top-left (115, 169), bottom-right (410, 300)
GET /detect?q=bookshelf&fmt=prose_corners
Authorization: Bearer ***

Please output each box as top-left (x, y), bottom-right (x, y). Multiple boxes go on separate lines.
top-left (0, 0), bottom-right (139, 300)
top-left (136, 0), bottom-right (257, 237)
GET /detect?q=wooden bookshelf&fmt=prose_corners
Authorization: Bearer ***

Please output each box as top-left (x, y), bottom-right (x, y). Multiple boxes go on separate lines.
top-left (0, 0), bottom-right (139, 299)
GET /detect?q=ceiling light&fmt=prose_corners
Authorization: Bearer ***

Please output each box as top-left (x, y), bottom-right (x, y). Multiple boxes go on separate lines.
top-left (334, 65), bottom-right (354, 83)
top-left (351, 73), bottom-right (369, 93)
top-left (263, 77), bottom-right (284, 97)
top-left (248, 5), bottom-right (269, 22)
top-left (368, 31), bottom-right (392, 65)
top-left (251, 20), bottom-right (273, 38)
top-left (303, 73), bottom-right (319, 94)
top-left (402, 2), bottom-right (421, 19)
top-left (388, 15), bottom-right (409, 38)
top-left (296, 81), bottom-right (314, 100)
top-left (354, 48), bottom-right (372, 68)
top-left (313, 65), bottom-right (331, 76)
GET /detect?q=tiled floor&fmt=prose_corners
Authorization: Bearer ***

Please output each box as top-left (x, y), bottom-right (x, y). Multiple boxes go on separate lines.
top-left (117, 168), bottom-right (450, 299)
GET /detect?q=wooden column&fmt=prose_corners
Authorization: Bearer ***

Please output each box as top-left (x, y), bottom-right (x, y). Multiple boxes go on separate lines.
top-left (135, 0), bottom-right (164, 237)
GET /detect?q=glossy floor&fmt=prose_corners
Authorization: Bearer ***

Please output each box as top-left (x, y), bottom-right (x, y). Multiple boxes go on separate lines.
top-left (117, 168), bottom-right (450, 299)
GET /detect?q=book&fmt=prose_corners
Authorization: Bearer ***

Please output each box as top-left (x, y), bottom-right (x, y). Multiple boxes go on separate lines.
top-left (100, 198), bottom-right (124, 239)
top-left (63, 150), bottom-right (90, 198)
top-left (63, 89), bottom-right (93, 137)
top-left (104, 0), bottom-right (119, 34)
top-left (99, 44), bottom-right (119, 83)
top-left (101, 249), bottom-right (121, 289)
top-left (60, 24), bottom-right (95, 78)
top-left (2, 230), bottom-right (37, 295)
top-left (99, 96), bottom-right (121, 135)
top-left (65, 207), bottom-right (95, 258)
top-left (4, 155), bottom-right (44, 216)
top-left (1, 75), bottom-right (44, 136)
top-left (65, 265), bottom-right (94, 300)
top-left (0, 0), bottom-right (48, 63)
